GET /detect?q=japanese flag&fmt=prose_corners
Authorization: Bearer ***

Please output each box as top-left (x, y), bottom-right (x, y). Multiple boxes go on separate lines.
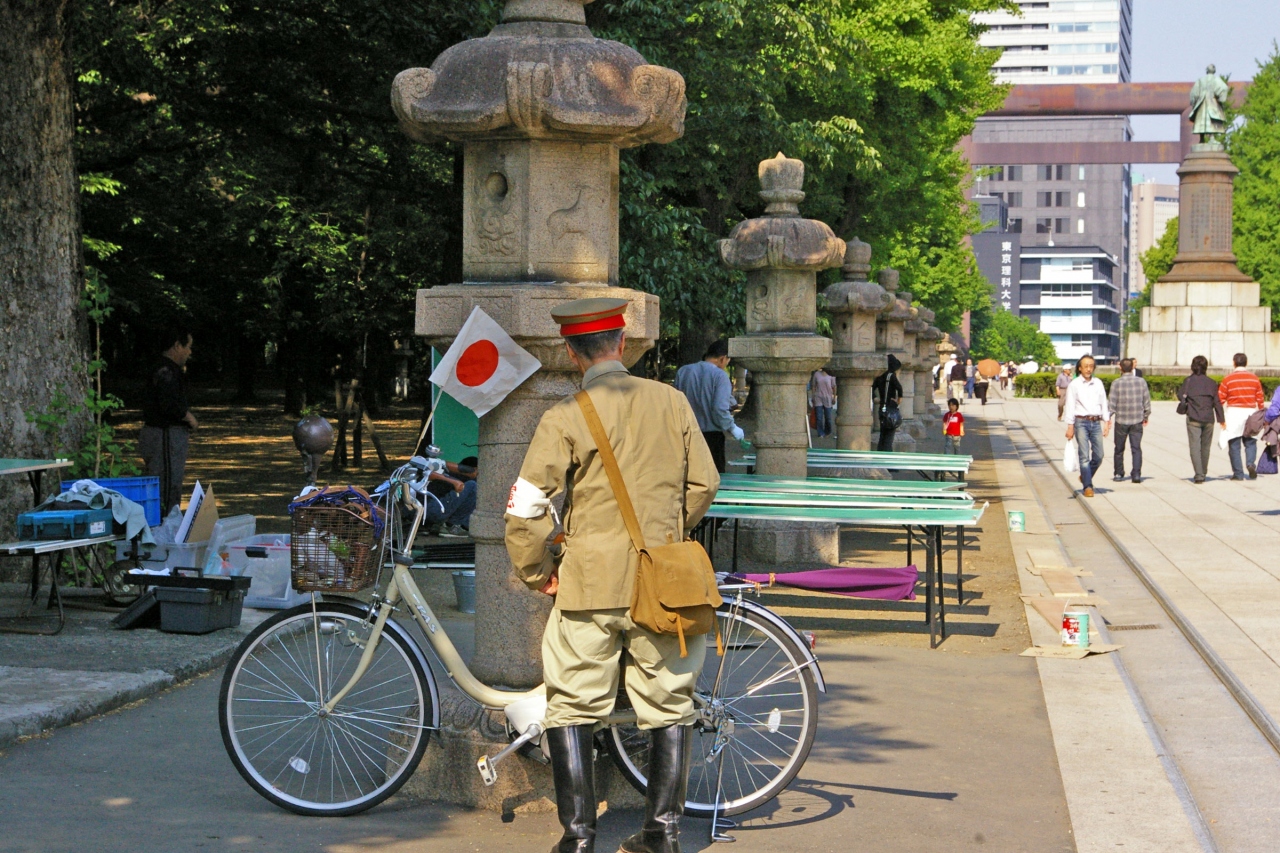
top-left (429, 307), bottom-right (541, 417)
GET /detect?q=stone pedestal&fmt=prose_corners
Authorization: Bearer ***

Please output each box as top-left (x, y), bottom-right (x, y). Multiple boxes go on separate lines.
top-left (722, 154), bottom-right (843, 563)
top-left (393, 0), bottom-right (683, 807)
top-left (822, 237), bottom-right (891, 452)
top-left (1127, 143), bottom-right (1280, 370)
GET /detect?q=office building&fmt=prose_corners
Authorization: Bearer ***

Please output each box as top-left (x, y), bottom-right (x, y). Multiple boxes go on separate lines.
top-left (971, 1), bottom-right (1134, 304)
top-left (972, 198), bottom-right (1122, 362)
top-left (1129, 177), bottom-right (1179, 298)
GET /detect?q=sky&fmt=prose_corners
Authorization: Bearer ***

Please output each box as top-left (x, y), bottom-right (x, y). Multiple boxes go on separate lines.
top-left (1129, 0), bottom-right (1278, 183)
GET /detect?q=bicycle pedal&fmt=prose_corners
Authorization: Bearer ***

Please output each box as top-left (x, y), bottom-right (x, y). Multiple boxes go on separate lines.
top-left (477, 755), bottom-right (498, 787)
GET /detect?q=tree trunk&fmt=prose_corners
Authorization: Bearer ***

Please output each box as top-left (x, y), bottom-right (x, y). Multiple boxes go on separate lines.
top-left (0, 0), bottom-right (88, 560)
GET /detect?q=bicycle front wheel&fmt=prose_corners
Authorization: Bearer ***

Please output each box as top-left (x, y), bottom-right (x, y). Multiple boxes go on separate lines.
top-left (605, 603), bottom-right (819, 817)
top-left (219, 602), bottom-right (432, 815)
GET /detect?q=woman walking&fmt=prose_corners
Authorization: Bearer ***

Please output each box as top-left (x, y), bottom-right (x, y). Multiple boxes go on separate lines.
top-left (1176, 355), bottom-right (1225, 484)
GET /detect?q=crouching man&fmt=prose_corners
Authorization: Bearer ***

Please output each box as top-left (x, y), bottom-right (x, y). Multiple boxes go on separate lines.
top-left (505, 298), bottom-right (719, 853)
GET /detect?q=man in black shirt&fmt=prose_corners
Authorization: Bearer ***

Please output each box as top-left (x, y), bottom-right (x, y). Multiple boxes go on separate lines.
top-left (872, 354), bottom-right (904, 452)
top-left (140, 327), bottom-right (197, 514)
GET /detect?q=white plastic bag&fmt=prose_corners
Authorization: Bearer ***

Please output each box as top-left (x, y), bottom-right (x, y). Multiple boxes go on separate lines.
top-left (1064, 439), bottom-right (1081, 474)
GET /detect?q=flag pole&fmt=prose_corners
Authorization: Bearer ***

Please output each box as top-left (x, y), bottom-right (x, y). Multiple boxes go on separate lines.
top-left (414, 397), bottom-right (439, 456)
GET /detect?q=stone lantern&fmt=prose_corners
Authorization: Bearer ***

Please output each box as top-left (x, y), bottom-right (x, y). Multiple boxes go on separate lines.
top-left (821, 237), bottom-right (890, 451)
top-left (721, 153), bottom-right (844, 563)
top-left (720, 153), bottom-right (845, 477)
top-left (914, 307), bottom-right (942, 424)
top-left (874, 269), bottom-right (913, 451)
top-left (393, 0), bottom-right (682, 689)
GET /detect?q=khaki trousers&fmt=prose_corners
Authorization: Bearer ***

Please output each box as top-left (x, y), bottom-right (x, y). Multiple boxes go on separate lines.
top-left (542, 607), bottom-right (706, 730)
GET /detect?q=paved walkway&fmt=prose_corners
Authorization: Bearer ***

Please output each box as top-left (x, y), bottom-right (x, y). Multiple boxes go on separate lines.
top-left (999, 393), bottom-right (1280, 724)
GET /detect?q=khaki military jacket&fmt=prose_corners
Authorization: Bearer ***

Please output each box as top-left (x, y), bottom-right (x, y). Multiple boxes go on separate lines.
top-left (505, 360), bottom-right (719, 611)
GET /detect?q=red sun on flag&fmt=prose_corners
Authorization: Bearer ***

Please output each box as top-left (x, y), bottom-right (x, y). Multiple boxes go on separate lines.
top-left (456, 340), bottom-right (500, 387)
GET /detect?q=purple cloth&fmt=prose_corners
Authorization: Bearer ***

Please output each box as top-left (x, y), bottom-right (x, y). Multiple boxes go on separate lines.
top-left (730, 566), bottom-right (918, 601)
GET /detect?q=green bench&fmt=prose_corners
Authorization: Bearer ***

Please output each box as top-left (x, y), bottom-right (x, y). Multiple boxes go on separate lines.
top-left (702, 498), bottom-right (988, 648)
top-left (732, 449), bottom-right (972, 481)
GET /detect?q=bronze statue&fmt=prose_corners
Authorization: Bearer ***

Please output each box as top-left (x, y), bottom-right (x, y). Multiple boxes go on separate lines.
top-left (1190, 64), bottom-right (1230, 144)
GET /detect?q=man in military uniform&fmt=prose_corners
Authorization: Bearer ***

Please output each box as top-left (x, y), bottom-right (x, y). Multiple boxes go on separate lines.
top-left (505, 297), bottom-right (719, 853)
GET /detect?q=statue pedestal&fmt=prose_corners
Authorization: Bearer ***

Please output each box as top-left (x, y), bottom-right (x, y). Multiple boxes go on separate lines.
top-left (1128, 146), bottom-right (1280, 369)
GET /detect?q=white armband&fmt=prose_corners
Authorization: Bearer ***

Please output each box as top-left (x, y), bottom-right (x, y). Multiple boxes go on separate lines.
top-left (506, 477), bottom-right (551, 519)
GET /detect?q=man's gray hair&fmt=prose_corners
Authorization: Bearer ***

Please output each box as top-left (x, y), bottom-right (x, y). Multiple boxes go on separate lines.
top-left (566, 328), bottom-right (625, 362)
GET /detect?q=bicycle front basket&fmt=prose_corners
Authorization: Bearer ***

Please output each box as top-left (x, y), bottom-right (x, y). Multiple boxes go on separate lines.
top-left (290, 505), bottom-right (379, 593)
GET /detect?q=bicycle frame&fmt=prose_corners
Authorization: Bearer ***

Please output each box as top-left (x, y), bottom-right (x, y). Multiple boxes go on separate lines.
top-left (321, 563), bottom-right (542, 713)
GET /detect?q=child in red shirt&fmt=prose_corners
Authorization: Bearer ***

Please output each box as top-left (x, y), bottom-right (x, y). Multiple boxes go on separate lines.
top-left (942, 398), bottom-right (965, 454)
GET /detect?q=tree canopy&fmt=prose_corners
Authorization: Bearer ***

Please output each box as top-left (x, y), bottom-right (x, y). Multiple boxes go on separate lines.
top-left (75, 0), bottom-right (1008, 408)
top-left (1230, 44), bottom-right (1280, 328)
top-left (972, 309), bottom-right (1057, 365)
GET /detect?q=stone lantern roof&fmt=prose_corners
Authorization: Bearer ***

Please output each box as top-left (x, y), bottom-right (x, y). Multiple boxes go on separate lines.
top-left (719, 154), bottom-right (846, 271)
top-left (877, 268), bottom-right (913, 322)
top-left (391, 0), bottom-right (685, 146)
top-left (822, 237), bottom-right (891, 314)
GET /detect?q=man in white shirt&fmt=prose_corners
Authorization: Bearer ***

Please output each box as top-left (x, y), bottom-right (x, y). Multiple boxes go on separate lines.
top-left (1063, 354), bottom-right (1111, 497)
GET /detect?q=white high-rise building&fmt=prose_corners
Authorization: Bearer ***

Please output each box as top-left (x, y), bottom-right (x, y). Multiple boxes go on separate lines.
top-left (975, 0), bottom-right (1131, 85)
top-left (970, 0), bottom-right (1134, 362)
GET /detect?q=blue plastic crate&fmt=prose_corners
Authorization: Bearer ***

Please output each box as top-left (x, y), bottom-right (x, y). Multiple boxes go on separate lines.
top-left (61, 476), bottom-right (162, 526)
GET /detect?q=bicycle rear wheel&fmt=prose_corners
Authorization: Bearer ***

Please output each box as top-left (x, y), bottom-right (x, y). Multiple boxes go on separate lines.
top-left (605, 603), bottom-right (819, 817)
top-left (219, 602), bottom-right (432, 815)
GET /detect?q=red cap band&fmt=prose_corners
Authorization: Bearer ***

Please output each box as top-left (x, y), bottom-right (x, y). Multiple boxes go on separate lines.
top-left (559, 314), bottom-right (626, 337)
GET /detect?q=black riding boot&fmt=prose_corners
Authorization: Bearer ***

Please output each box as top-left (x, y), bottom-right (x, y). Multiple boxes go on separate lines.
top-left (547, 725), bottom-right (597, 853)
top-left (619, 725), bottom-right (692, 853)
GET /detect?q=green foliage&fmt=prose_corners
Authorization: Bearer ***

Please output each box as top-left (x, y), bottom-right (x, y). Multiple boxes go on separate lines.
top-left (75, 0), bottom-right (1009, 402)
top-left (594, 0), bottom-right (1011, 340)
top-left (972, 309), bottom-right (1057, 364)
top-left (1230, 44), bottom-right (1280, 329)
top-left (25, 268), bottom-right (142, 481)
top-left (1014, 371), bottom-right (1280, 400)
top-left (1125, 215), bottom-right (1178, 334)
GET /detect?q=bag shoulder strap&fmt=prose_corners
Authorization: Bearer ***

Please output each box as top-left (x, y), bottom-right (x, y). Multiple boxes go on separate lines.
top-left (575, 390), bottom-right (647, 554)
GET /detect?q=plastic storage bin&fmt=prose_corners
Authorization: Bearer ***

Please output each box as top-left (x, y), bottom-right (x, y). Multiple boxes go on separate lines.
top-left (154, 585), bottom-right (245, 634)
top-left (115, 539), bottom-right (210, 574)
top-left (201, 515), bottom-right (257, 576)
top-left (225, 534), bottom-right (311, 609)
top-left (61, 476), bottom-right (162, 526)
top-left (17, 508), bottom-right (115, 540)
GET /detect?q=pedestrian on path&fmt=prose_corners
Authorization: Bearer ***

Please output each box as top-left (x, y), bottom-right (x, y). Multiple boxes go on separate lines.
top-left (674, 339), bottom-right (743, 474)
top-left (942, 398), bottom-right (965, 454)
top-left (948, 359), bottom-right (967, 404)
top-left (1176, 355), bottom-right (1224, 484)
top-left (1063, 354), bottom-right (1109, 497)
top-left (1253, 384), bottom-right (1280, 474)
top-left (809, 367), bottom-right (837, 438)
top-left (998, 362), bottom-right (1009, 391)
top-left (1108, 358), bottom-right (1151, 483)
top-left (873, 354), bottom-right (904, 452)
top-left (140, 325), bottom-right (198, 514)
top-left (1055, 364), bottom-right (1073, 421)
top-left (1218, 352), bottom-right (1265, 480)
top-left (965, 358), bottom-right (976, 399)
top-left (506, 297), bottom-right (719, 853)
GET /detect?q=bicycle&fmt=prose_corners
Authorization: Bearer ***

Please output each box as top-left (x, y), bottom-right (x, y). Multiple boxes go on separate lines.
top-left (218, 458), bottom-right (824, 820)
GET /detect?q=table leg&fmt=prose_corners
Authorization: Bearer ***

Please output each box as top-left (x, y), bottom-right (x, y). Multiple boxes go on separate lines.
top-left (731, 519), bottom-right (739, 574)
top-left (925, 528), bottom-right (937, 648)
top-left (905, 525), bottom-right (913, 568)
top-left (956, 525), bottom-right (964, 606)
top-left (935, 526), bottom-right (947, 641)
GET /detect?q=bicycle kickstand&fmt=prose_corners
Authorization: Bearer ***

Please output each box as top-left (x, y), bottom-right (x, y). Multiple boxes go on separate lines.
top-left (710, 741), bottom-right (736, 843)
top-left (477, 723), bottom-right (544, 787)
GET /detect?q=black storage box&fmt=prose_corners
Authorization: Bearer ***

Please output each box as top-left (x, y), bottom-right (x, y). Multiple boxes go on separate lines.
top-left (151, 574), bottom-right (251, 634)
